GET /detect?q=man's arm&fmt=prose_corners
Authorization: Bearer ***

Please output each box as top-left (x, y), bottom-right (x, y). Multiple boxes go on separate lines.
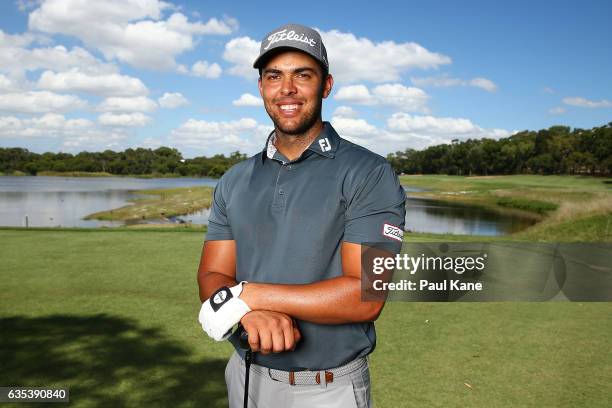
top-left (198, 240), bottom-right (385, 323)
top-left (239, 241), bottom-right (385, 325)
top-left (197, 240), bottom-right (238, 301)
top-left (197, 240), bottom-right (301, 353)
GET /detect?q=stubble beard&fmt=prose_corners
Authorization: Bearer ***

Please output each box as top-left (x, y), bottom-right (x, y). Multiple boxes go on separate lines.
top-left (266, 92), bottom-right (324, 137)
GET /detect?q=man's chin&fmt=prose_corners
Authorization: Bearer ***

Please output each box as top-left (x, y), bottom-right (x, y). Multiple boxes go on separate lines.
top-left (274, 117), bottom-right (319, 136)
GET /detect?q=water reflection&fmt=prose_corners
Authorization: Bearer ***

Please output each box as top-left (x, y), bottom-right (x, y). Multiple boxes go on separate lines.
top-left (0, 177), bottom-right (537, 235)
top-left (0, 176), bottom-right (217, 228)
top-left (405, 196), bottom-right (536, 236)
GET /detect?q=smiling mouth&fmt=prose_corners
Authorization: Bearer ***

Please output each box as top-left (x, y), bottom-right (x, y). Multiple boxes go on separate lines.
top-left (280, 104), bottom-right (299, 111)
top-left (277, 103), bottom-right (302, 116)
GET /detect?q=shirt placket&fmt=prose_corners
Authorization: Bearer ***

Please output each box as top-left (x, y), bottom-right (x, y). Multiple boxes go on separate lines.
top-left (272, 161), bottom-right (289, 209)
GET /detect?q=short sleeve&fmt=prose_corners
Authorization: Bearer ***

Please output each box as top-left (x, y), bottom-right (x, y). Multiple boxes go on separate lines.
top-left (344, 162), bottom-right (406, 252)
top-left (205, 176), bottom-right (234, 241)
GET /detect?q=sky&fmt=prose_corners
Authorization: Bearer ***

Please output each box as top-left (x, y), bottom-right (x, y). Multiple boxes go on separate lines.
top-left (0, 0), bottom-right (610, 158)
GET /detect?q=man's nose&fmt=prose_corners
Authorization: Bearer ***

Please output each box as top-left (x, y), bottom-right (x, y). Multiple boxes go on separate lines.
top-left (280, 76), bottom-right (297, 95)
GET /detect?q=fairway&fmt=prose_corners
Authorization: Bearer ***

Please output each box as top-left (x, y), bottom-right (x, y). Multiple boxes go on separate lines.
top-left (1, 229), bottom-right (610, 407)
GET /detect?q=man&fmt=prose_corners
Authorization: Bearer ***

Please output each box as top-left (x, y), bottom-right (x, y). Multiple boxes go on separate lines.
top-left (197, 23), bottom-right (406, 408)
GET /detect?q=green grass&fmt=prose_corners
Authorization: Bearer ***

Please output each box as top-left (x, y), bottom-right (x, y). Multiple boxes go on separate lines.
top-left (37, 171), bottom-right (116, 177)
top-left (400, 175), bottom-right (612, 242)
top-left (84, 186), bottom-right (213, 222)
top-left (495, 196), bottom-right (559, 214)
top-left (399, 174), bottom-right (612, 192)
top-left (12, 171), bottom-right (209, 179)
top-left (1, 229), bottom-right (610, 407)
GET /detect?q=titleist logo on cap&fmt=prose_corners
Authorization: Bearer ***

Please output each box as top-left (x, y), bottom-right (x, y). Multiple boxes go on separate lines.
top-left (264, 29), bottom-right (317, 50)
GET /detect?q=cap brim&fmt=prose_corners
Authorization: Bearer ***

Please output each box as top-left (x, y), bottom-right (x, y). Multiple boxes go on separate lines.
top-left (253, 46), bottom-right (300, 69)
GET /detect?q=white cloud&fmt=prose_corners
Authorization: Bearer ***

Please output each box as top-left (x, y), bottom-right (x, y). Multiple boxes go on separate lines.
top-left (158, 92), bottom-right (188, 108)
top-left (321, 29), bottom-right (451, 83)
top-left (331, 116), bottom-right (378, 138)
top-left (0, 113), bottom-right (93, 138)
top-left (0, 29), bottom-right (35, 48)
top-left (28, 0), bottom-right (238, 70)
top-left (372, 84), bottom-right (430, 111)
top-left (223, 36), bottom-right (260, 80)
top-left (334, 85), bottom-right (373, 105)
top-left (232, 93), bottom-right (263, 107)
top-left (98, 112), bottom-right (152, 127)
top-left (170, 117), bottom-right (271, 154)
top-left (468, 78), bottom-right (497, 92)
top-left (98, 96), bottom-right (158, 112)
top-left (387, 112), bottom-right (512, 140)
top-left (191, 60), bottom-right (222, 78)
top-left (334, 83), bottom-right (429, 112)
top-left (0, 74), bottom-right (18, 91)
top-left (0, 42), bottom-right (117, 78)
top-left (37, 69), bottom-right (148, 96)
top-left (562, 96), bottom-right (612, 108)
top-left (330, 112), bottom-right (513, 154)
top-left (411, 75), bottom-right (498, 92)
top-left (332, 106), bottom-right (358, 118)
top-left (0, 91), bottom-right (87, 113)
top-left (61, 131), bottom-right (127, 150)
top-left (223, 30), bottom-right (451, 83)
top-left (543, 87), bottom-right (555, 94)
top-left (0, 112), bottom-right (128, 150)
top-left (548, 107), bottom-right (566, 115)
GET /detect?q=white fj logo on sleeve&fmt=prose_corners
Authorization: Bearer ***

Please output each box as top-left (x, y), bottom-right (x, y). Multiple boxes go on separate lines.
top-left (319, 137), bottom-right (331, 152)
top-left (383, 223), bottom-right (404, 242)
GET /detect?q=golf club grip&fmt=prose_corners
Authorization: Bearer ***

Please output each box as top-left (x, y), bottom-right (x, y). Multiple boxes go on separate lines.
top-left (238, 326), bottom-right (250, 350)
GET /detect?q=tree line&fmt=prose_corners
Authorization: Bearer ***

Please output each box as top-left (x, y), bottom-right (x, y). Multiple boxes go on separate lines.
top-left (0, 146), bottom-right (246, 178)
top-left (1, 123), bottom-right (610, 177)
top-left (386, 123), bottom-right (612, 176)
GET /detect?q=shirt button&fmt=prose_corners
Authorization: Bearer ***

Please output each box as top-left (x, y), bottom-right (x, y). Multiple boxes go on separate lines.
top-left (287, 165), bottom-right (292, 170)
top-left (279, 189), bottom-right (284, 195)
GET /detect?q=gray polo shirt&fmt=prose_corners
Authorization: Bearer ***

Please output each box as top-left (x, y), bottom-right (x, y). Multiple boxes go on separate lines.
top-left (206, 122), bottom-right (406, 371)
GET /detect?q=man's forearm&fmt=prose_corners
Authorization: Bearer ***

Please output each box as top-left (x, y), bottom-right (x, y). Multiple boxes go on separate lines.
top-left (198, 271), bottom-right (237, 302)
top-left (239, 276), bottom-right (384, 324)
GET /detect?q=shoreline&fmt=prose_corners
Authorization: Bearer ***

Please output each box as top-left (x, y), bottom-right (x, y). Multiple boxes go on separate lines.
top-left (1, 171), bottom-right (219, 179)
top-left (3, 174), bottom-right (609, 242)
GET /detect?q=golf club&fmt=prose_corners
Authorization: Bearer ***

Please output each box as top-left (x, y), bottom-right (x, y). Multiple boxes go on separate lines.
top-left (236, 325), bottom-right (251, 408)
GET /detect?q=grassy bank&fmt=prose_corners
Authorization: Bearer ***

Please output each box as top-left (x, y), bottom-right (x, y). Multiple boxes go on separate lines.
top-left (0, 229), bottom-right (609, 407)
top-left (85, 186), bottom-right (213, 222)
top-left (400, 175), bottom-right (612, 242)
top-left (10, 171), bottom-right (203, 178)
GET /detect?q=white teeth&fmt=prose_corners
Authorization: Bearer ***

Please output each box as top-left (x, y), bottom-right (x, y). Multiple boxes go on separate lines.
top-left (280, 104), bottom-right (298, 110)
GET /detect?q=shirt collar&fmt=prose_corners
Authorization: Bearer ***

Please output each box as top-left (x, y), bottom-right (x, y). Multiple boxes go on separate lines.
top-left (261, 121), bottom-right (340, 163)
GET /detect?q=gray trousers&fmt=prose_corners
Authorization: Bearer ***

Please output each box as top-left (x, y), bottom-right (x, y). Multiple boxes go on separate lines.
top-left (225, 351), bottom-right (372, 408)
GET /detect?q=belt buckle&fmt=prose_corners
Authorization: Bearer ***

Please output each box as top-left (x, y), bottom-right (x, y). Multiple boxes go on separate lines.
top-left (315, 371), bottom-right (333, 385)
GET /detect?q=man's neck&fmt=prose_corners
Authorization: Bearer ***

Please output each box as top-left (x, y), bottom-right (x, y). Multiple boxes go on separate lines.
top-left (274, 120), bottom-right (324, 162)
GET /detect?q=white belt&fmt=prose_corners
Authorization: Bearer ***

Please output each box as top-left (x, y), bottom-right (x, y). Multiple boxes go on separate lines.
top-left (250, 357), bottom-right (367, 386)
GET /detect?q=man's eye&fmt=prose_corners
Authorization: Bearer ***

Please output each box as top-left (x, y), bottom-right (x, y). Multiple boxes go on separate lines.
top-left (296, 73), bottom-right (311, 79)
top-left (267, 74), bottom-right (280, 80)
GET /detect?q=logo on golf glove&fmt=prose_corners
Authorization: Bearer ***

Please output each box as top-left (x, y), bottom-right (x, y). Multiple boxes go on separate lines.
top-left (199, 282), bottom-right (250, 341)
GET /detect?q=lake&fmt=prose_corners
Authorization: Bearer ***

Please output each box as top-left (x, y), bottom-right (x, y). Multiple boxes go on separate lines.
top-left (0, 176), bottom-right (217, 228)
top-left (0, 176), bottom-right (535, 235)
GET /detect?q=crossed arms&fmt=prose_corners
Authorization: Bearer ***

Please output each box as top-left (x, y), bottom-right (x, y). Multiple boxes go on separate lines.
top-left (197, 240), bottom-right (385, 353)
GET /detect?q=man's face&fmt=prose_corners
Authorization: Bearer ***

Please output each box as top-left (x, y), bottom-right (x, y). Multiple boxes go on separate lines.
top-left (258, 51), bottom-right (333, 136)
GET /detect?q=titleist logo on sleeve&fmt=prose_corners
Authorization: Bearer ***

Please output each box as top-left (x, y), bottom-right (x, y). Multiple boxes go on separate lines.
top-left (382, 223), bottom-right (404, 242)
top-left (264, 29), bottom-right (317, 50)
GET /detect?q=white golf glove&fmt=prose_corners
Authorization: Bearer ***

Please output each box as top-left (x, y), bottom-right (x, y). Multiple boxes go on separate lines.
top-left (199, 281), bottom-right (251, 341)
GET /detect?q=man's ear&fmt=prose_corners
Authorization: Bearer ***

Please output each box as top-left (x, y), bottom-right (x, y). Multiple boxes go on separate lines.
top-left (322, 74), bottom-right (334, 99)
top-left (258, 77), bottom-right (263, 97)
